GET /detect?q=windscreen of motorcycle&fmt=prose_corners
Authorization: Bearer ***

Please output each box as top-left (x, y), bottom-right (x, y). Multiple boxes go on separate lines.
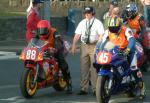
top-left (27, 38), bottom-right (46, 48)
top-left (103, 40), bottom-right (116, 51)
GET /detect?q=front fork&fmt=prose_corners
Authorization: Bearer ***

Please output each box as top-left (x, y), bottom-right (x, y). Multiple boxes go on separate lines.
top-left (33, 64), bottom-right (39, 84)
top-left (98, 69), bottom-right (113, 90)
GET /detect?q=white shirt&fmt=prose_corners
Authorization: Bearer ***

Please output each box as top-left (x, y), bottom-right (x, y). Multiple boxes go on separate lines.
top-left (75, 17), bottom-right (104, 44)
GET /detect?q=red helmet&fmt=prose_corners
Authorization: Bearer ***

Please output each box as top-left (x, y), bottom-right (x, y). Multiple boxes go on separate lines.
top-left (37, 20), bottom-right (51, 40)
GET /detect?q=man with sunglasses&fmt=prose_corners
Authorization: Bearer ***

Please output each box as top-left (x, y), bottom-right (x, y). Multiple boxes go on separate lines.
top-left (71, 6), bottom-right (104, 95)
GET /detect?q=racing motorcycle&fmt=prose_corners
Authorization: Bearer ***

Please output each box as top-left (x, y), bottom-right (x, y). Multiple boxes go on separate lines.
top-left (19, 38), bottom-right (67, 98)
top-left (94, 40), bottom-right (146, 103)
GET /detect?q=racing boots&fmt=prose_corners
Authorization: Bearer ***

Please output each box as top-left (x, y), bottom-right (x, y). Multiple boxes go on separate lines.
top-left (66, 79), bottom-right (72, 94)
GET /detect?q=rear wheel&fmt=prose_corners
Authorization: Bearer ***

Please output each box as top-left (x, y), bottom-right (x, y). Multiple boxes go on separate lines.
top-left (20, 69), bottom-right (37, 98)
top-left (96, 76), bottom-right (111, 103)
top-left (53, 77), bottom-right (67, 91)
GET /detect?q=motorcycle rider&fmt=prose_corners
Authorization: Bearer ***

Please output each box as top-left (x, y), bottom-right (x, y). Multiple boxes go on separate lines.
top-left (121, 3), bottom-right (146, 43)
top-left (37, 20), bottom-right (72, 94)
top-left (121, 3), bottom-right (149, 71)
top-left (101, 16), bottom-right (146, 99)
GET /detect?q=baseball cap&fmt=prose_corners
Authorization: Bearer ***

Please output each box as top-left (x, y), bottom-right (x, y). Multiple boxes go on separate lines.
top-left (83, 6), bottom-right (95, 14)
top-left (110, 0), bottom-right (118, 6)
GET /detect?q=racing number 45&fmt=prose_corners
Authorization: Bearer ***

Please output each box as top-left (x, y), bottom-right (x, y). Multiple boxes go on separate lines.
top-left (97, 52), bottom-right (112, 64)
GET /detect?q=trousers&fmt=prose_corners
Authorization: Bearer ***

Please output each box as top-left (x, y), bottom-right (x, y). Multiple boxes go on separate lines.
top-left (80, 43), bottom-right (97, 92)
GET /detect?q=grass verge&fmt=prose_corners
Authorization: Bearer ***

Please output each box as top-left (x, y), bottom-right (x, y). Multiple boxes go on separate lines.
top-left (0, 11), bottom-right (26, 17)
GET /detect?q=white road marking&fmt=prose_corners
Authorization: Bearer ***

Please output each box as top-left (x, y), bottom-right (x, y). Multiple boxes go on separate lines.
top-left (0, 96), bottom-right (20, 101)
top-left (0, 51), bottom-right (16, 55)
top-left (0, 84), bottom-right (19, 89)
top-left (55, 101), bottom-right (96, 103)
top-left (0, 51), bottom-right (18, 60)
top-left (0, 96), bottom-right (25, 103)
top-left (0, 55), bottom-right (18, 60)
top-left (109, 97), bottom-right (134, 103)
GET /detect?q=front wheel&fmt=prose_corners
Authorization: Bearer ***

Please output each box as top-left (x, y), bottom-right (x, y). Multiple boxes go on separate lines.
top-left (20, 69), bottom-right (37, 98)
top-left (96, 76), bottom-right (111, 103)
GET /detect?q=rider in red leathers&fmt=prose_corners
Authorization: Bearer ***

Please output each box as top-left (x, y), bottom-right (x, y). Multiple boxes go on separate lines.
top-left (36, 20), bottom-right (72, 94)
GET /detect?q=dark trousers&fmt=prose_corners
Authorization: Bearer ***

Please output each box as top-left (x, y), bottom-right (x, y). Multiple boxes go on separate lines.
top-left (55, 51), bottom-right (71, 82)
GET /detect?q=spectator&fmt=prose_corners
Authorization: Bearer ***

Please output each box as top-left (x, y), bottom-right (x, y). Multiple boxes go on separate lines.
top-left (26, 0), bottom-right (43, 42)
top-left (140, 0), bottom-right (150, 27)
top-left (71, 6), bottom-right (104, 95)
top-left (103, 0), bottom-right (118, 30)
top-left (112, 6), bottom-right (120, 16)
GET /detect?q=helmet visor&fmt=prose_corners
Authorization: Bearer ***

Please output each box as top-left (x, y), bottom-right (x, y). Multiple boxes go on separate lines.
top-left (126, 11), bottom-right (132, 18)
top-left (38, 28), bottom-right (48, 36)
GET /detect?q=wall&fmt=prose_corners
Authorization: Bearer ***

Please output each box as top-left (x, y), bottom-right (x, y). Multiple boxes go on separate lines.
top-left (0, 17), bottom-right (67, 41)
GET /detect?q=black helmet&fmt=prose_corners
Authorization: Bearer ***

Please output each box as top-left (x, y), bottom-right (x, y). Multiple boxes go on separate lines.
top-left (83, 6), bottom-right (95, 15)
top-left (110, 0), bottom-right (118, 6)
top-left (126, 3), bottom-right (138, 19)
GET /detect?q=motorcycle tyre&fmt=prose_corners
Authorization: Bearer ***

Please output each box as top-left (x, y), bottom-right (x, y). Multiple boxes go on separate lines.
top-left (96, 76), bottom-right (111, 103)
top-left (53, 77), bottom-right (67, 91)
top-left (20, 69), bottom-right (37, 98)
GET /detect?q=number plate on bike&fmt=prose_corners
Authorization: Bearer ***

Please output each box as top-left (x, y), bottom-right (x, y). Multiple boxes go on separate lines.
top-left (25, 48), bottom-right (39, 60)
top-left (97, 52), bottom-right (112, 64)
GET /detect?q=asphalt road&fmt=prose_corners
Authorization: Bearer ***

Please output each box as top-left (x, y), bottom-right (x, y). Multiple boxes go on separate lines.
top-left (0, 53), bottom-right (150, 103)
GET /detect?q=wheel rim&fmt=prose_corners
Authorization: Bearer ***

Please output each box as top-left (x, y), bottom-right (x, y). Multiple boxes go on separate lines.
top-left (26, 70), bottom-right (37, 96)
top-left (58, 78), bottom-right (67, 88)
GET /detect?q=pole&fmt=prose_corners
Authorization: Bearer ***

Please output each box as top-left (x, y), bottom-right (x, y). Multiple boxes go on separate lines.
top-left (43, 0), bottom-right (51, 22)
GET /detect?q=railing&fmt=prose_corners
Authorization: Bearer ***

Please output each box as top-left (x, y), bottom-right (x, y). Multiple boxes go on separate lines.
top-left (8, 0), bottom-right (142, 17)
top-left (9, 0), bottom-right (139, 7)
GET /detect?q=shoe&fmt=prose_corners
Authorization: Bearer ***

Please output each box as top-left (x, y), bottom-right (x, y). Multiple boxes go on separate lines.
top-left (138, 81), bottom-right (146, 99)
top-left (66, 84), bottom-right (72, 94)
top-left (66, 79), bottom-right (73, 94)
top-left (77, 90), bottom-right (88, 95)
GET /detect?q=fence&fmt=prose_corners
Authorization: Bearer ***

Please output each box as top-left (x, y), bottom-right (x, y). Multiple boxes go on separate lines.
top-left (8, 0), bottom-right (142, 16)
top-left (9, 0), bottom-right (139, 7)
